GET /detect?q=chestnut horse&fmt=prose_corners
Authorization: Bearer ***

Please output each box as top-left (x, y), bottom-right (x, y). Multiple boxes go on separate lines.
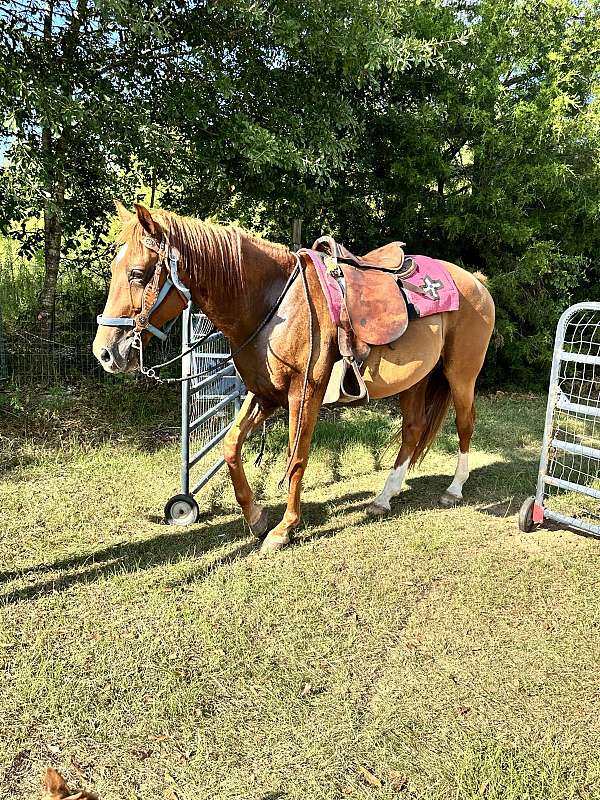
top-left (93, 203), bottom-right (495, 554)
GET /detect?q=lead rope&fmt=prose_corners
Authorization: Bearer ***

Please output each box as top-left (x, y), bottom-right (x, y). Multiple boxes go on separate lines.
top-left (278, 256), bottom-right (313, 488)
top-left (132, 258), bottom-right (302, 384)
top-left (254, 420), bottom-right (267, 467)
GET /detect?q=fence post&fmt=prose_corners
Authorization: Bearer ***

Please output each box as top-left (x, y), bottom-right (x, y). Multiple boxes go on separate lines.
top-left (0, 304), bottom-right (7, 381)
top-left (292, 219), bottom-right (303, 252)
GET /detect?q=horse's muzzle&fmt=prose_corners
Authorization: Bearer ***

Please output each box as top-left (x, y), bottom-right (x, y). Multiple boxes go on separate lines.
top-left (93, 329), bottom-right (139, 373)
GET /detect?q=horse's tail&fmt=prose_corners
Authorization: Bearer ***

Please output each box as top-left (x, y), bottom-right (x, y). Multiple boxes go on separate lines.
top-left (409, 365), bottom-right (452, 469)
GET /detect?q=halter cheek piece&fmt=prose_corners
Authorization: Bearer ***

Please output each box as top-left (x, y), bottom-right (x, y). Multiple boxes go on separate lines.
top-left (97, 235), bottom-right (191, 341)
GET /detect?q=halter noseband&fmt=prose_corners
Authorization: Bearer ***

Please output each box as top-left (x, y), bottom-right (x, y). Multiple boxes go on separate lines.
top-left (97, 234), bottom-right (191, 341)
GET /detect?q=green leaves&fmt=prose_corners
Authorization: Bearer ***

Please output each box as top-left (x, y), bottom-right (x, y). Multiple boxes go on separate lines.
top-left (1, 0), bottom-right (599, 380)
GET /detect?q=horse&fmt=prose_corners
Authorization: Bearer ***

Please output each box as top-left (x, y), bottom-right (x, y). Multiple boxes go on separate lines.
top-left (93, 203), bottom-right (495, 554)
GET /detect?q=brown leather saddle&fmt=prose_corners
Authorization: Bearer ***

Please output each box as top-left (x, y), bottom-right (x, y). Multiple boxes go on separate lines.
top-left (312, 236), bottom-right (423, 405)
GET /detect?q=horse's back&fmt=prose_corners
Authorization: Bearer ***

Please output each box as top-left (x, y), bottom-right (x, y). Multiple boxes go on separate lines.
top-left (362, 262), bottom-right (494, 399)
top-left (440, 260), bottom-right (495, 329)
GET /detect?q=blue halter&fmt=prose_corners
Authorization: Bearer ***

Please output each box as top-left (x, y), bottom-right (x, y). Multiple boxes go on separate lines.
top-left (97, 235), bottom-right (191, 341)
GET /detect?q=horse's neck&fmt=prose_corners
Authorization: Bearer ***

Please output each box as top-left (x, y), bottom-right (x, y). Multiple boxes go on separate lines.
top-left (190, 233), bottom-right (295, 346)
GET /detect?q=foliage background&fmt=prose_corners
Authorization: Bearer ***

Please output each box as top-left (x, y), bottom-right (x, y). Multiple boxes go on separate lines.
top-left (1, 0), bottom-right (599, 386)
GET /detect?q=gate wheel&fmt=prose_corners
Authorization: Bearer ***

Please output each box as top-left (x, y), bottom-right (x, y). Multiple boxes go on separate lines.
top-left (164, 494), bottom-right (200, 526)
top-left (518, 496), bottom-right (537, 532)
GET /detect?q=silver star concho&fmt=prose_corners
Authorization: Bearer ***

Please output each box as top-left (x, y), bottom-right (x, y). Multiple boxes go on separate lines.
top-left (421, 275), bottom-right (444, 301)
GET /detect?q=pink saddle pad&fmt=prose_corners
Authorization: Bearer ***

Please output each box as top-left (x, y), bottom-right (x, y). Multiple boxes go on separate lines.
top-left (305, 249), bottom-right (459, 326)
top-left (404, 255), bottom-right (459, 317)
top-left (305, 249), bottom-right (342, 323)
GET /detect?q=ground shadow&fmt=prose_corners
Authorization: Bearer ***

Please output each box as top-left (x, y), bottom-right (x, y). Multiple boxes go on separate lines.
top-left (535, 515), bottom-right (600, 541)
top-left (0, 491), bottom-right (372, 605)
top-left (5, 454), bottom-right (582, 606)
top-left (400, 458), bottom-right (540, 515)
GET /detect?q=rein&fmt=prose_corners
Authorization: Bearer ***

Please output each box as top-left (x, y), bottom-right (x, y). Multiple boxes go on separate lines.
top-left (135, 253), bottom-right (303, 384)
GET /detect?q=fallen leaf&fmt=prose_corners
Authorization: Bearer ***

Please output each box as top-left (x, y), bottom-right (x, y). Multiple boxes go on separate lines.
top-left (358, 766), bottom-right (382, 788)
top-left (132, 748), bottom-right (152, 760)
top-left (69, 758), bottom-right (89, 780)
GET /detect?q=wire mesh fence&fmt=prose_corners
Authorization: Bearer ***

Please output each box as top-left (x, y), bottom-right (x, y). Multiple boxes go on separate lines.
top-left (0, 313), bottom-right (182, 385)
top-left (0, 304), bottom-right (7, 382)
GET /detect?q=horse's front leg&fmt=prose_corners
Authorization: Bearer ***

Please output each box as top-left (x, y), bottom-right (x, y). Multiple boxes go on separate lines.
top-left (223, 391), bottom-right (274, 537)
top-left (260, 390), bottom-right (321, 555)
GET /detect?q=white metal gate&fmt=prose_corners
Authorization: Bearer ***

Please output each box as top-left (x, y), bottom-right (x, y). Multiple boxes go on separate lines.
top-left (519, 302), bottom-right (600, 536)
top-left (164, 306), bottom-right (244, 525)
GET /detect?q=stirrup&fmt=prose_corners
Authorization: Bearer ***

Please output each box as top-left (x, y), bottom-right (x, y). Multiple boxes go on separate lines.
top-left (323, 357), bottom-right (369, 406)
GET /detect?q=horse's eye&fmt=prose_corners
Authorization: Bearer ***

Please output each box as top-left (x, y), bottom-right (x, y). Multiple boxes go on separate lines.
top-left (130, 268), bottom-right (145, 282)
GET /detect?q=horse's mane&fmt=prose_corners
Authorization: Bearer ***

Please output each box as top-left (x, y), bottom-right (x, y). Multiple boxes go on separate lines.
top-left (117, 209), bottom-right (293, 293)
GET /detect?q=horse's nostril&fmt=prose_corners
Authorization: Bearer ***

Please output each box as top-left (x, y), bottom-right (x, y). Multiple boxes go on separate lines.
top-left (99, 347), bottom-right (112, 364)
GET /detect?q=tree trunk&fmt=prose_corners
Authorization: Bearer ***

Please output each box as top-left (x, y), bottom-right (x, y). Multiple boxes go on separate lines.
top-left (38, 0), bottom-right (59, 339)
top-left (37, 0), bottom-right (85, 339)
top-left (39, 134), bottom-right (64, 339)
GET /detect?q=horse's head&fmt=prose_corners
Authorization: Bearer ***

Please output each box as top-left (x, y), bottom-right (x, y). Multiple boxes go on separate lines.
top-left (93, 202), bottom-right (190, 373)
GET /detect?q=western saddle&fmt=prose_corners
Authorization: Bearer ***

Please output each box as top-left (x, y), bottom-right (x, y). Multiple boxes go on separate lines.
top-left (311, 236), bottom-right (426, 406)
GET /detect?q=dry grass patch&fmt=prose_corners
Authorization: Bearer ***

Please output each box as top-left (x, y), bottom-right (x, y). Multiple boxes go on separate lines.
top-left (2, 388), bottom-right (599, 799)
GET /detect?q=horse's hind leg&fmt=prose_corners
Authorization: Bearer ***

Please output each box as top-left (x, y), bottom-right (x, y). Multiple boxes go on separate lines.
top-left (439, 376), bottom-right (475, 507)
top-left (437, 267), bottom-right (494, 506)
top-left (367, 378), bottom-right (428, 515)
top-left (224, 391), bottom-right (275, 536)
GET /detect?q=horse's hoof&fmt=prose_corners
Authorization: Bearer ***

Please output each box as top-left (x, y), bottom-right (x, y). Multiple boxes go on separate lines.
top-left (249, 507), bottom-right (269, 538)
top-left (439, 491), bottom-right (462, 508)
top-left (259, 532), bottom-right (290, 555)
top-left (366, 501), bottom-right (390, 516)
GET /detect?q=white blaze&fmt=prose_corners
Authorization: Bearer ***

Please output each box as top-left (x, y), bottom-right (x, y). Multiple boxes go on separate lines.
top-left (115, 243), bottom-right (128, 263)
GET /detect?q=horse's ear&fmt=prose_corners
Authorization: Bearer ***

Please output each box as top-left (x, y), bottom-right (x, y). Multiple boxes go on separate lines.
top-left (44, 767), bottom-right (70, 797)
top-left (133, 203), bottom-right (158, 237)
top-left (114, 200), bottom-right (133, 223)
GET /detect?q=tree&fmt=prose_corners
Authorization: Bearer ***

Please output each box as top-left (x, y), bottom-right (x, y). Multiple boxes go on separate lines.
top-left (316, 0), bottom-right (600, 382)
top-left (1, 0), bottom-right (599, 385)
top-left (0, 0), bottom-right (179, 333)
top-left (0, 0), bottom-right (448, 332)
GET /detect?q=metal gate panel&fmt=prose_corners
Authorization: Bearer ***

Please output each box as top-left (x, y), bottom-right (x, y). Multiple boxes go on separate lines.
top-left (165, 305), bottom-right (244, 525)
top-left (534, 302), bottom-right (600, 536)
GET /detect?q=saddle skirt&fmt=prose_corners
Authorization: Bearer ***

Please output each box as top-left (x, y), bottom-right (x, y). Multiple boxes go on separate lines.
top-left (403, 255), bottom-right (459, 318)
top-left (340, 264), bottom-right (408, 345)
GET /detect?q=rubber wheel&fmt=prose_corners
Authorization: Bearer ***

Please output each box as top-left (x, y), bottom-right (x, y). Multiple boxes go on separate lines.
top-left (164, 494), bottom-right (200, 526)
top-left (518, 496), bottom-right (537, 532)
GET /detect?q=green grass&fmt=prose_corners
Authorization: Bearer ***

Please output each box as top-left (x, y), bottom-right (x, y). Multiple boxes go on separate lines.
top-left (2, 388), bottom-right (600, 799)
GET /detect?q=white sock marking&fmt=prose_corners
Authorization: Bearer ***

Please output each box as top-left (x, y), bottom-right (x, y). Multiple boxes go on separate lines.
top-left (373, 458), bottom-right (411, 510)
top-left (446, 451), bottom-right (469, 498)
